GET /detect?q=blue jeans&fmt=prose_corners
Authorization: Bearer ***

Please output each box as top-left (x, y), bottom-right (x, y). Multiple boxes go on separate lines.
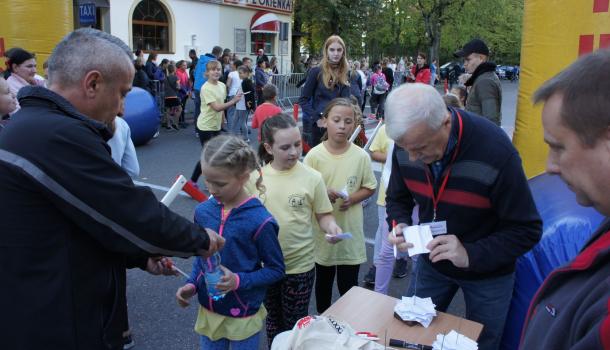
top-left (200, 332), bottom-right (260, 350)
top-left (407, 259), bottom-right (514, 350)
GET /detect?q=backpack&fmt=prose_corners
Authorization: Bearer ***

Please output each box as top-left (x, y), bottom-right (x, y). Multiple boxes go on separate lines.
top-left (373, 74), bottom-right (389, 94)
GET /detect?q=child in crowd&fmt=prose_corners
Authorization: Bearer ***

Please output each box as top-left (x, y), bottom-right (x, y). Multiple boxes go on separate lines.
top-left (443, 93), bottom-right (462, 109)
top-left (252, 114), bottom-right (343, 345)
top-left (251, 84), bottom-right (282, 141)
top-left (255, 60), bottom-right (268, 106)
top-left (0, 77), bottom-right (17, 120)
top-left (190, 60), bottom-right (241, 186)
top-left (225, 60), bottom-right (243, 136)
top-left (363, 123), bottom-right (410, 294)
top-left (228, 64), bottom-right (254, 141)
top-left (303, 98), bottom-right (377, 313)
top-left (163, 64), bottom-right (182, 130)
top-left (450, 85), bottom-right (468, 108)
top-left (176, 135), bottom-right (285, 350)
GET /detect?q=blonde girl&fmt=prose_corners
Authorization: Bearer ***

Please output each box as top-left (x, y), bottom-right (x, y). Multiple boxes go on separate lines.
top-left (176, 135), bottom-right (284, 350)
top-left (254, 114), bottom-right (342, 344)
top-left (303, 98), bottom-right (377, 313)
top-left (298, 35), bottom-right (351, 147)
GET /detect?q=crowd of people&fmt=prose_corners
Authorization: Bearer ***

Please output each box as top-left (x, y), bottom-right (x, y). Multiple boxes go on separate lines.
top-left (1, 27), bottom-right (609, 350)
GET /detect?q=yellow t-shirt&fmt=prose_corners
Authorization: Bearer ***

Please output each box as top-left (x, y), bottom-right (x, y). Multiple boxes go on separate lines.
top-left (248, 162), bottom-right (334, 274)
top-left (303, 143), bottom-right (377, 266)
top-left (194, 304), bottom-right (267, 341)
top-left (197, 81), bottom-right (226, 131)
top-left (369, 125), bottom-right (390, 207)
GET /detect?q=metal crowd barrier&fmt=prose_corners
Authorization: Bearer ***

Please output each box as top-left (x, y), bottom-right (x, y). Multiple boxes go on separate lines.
top-left (150, 80), bottom-right (165, 114)
top-left (268, 73), bottom-right (305, 110)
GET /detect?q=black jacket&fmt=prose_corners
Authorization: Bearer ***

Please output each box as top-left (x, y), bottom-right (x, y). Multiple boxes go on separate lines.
top-left (0, 86), bottom-right (211, 349)
top-left (386, 108), bottom-right (542, 279)
top-left (241, 78), bottom-right (255, 111)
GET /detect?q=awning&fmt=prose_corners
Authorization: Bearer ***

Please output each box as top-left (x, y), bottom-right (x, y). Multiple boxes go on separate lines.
top-left (250, 11), bottom-right (279, 34)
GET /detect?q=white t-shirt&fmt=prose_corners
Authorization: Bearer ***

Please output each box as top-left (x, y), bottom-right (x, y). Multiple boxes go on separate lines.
top-left (227, 71), bottom-right (241, 96)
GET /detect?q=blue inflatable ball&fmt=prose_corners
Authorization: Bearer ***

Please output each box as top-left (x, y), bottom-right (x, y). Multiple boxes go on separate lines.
top-left (123, 87), bottom-right (160, 146)
top-left (500, 173), bottom-right (603, 350)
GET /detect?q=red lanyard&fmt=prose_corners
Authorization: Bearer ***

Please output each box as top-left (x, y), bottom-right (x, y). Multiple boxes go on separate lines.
top-left (425, 112), bottom-right (464, 221)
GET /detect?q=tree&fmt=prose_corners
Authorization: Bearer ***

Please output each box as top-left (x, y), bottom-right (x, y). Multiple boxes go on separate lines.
top-left (415, 0), bottom-right (468, 65)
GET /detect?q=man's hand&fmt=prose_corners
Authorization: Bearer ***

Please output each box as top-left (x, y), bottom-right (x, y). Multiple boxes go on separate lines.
top-left (199, 229), bottom-right (225, 258)
top-left (427, 235), bottom-right (469, 268)
top-left (145, 257), bottom-right (178, 276)
top-left (387, 223), bottom-right (413, 252)
top-left (216, 265), bottom-right (238, 292)
top-left (176, 284), bottom-right (197, 308)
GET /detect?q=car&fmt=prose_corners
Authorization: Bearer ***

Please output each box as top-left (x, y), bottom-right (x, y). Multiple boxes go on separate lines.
top-left (440, 61), bottom-right (464, 83)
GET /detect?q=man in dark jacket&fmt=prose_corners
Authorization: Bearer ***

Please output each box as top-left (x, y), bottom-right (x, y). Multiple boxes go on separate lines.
top-left (520, 49), bottom-right (610, 350)
top-left (454, 39), bottom-right (502, 126)
top-left (385, 83), bottom-right (541, 350)
top-left (0, 28), bottom-right (224, 350)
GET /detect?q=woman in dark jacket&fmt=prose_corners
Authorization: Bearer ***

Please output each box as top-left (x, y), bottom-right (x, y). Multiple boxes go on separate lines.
top-left (133, 57), bottom-right (152, 95)
top-left (298, 35), bottom-right (351, 147)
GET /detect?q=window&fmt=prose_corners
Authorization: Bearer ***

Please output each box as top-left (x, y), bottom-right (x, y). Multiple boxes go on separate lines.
top-left (251, 33), bottom-right (275, 55)
top-left (132, 0), bottom-right (170, 53)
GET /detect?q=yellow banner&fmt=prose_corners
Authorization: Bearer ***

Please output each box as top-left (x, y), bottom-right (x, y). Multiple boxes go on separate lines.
top-left (0, 1), bottom-right (73, 70)
top-left (514, 0), bottom-right (610, 177)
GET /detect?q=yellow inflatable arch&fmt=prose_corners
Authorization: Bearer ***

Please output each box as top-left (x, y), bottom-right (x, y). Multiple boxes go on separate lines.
top-left (0, 1), bottom-right (73, 71)
top-left (514, 0), bottom-right (610, 177)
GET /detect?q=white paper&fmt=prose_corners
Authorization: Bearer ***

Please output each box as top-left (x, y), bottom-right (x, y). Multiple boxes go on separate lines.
top-left (403, 225), bottom-right (434, 257)
top-left (432, 330), bottom-right (478, 350)
top-left (337, 186), bottom-right (349, 199)
top-left (394, 296), bottom-right (437, 328)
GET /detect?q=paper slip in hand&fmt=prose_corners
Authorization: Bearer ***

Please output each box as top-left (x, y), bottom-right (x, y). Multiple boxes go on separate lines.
top-left (394, 296), bottom-right (437, 328)
top-left (432, 330), bottom-right (478, 350)
top-left (403, 225), bottom-right (434, 257)
top-left (337, 186), bottom-right (349, 199)
top-left (325, 232), bottom-right (353, 241)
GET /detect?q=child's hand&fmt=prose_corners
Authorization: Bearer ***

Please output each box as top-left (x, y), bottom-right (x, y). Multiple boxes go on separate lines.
top-left (327, 189), bottom-right (341, 203)
top-left (176, 284), bottom-right (197, 308)
top-left (216, 265), bottom-right (238, 292)
top-left (339, 196), bottom-right (353, 211)
top-left (325, 222), bottom-right (343, 237)
top-left (232, 93), bottom-right (243, 104)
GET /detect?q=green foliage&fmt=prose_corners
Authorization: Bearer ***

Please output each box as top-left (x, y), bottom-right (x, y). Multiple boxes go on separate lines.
top-left (293, 0), bottom-right (523, 65)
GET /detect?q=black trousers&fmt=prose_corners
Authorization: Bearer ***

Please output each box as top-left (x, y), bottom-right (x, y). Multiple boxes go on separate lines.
top-left (190, 129), bottom-right (221, 182)
top-left (314, 263), bottom-right (360, 313)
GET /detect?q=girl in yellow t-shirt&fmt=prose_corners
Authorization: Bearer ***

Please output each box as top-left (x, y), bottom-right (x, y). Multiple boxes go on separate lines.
top-left (255, 113), bottom-right (342, 345)
top-left (303, 98), bottom-right (377, 313)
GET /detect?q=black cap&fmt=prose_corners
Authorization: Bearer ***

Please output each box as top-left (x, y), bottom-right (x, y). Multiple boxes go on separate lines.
top-left (454, 39), bottom-right (489, 58)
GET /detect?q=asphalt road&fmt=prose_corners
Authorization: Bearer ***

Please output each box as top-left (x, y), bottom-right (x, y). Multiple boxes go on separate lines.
top-left (126, 81), bottom-right (519, 349)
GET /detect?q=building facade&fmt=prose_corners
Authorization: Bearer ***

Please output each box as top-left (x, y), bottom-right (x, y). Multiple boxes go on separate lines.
top-left (77, 0), bottom-right (293, 72)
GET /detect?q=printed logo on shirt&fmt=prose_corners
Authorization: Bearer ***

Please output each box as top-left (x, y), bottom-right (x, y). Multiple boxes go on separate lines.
top-left (288, 194), bottom-right (305, 210)
top-left (346, 176), bottom-right (358, 190)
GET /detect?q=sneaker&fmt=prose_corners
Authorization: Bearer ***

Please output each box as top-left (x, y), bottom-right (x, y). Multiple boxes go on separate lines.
top-left (171, 124), bottom-right (180, 131)
top-left (363, 265), bottom-right (376, 285)
top-left (392, 258), bottom-right (409, 278)
top-left (123, 335), bottom-right (135, 350)
top-left (367, 113), bottom-right (377, 120)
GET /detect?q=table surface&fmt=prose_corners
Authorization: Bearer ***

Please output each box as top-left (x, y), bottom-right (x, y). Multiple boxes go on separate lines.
top-left (322, 286), bottom-right (483, 347)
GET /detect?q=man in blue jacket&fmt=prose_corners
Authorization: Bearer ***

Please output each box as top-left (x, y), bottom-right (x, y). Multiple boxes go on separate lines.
top-left (386, 83), bottom-right (542, 350)
top-left (0, 28), bottom-right (224, 350)
top-left (192, 45), bottom-right (223, 123)
top-left (520, 49), bottom-right (610, 350)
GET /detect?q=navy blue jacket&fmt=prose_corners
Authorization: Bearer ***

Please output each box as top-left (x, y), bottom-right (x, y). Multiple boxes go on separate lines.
top-left (386, 108), bottom-right (542, 279)
top-left (298, 66), bottom-right (350, 123)
top-left (187, 197), bottom-right (284, 317)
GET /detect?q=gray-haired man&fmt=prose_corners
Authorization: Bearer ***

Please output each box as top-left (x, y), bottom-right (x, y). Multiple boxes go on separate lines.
top-left (0, 28), bottom-right (223, 349)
